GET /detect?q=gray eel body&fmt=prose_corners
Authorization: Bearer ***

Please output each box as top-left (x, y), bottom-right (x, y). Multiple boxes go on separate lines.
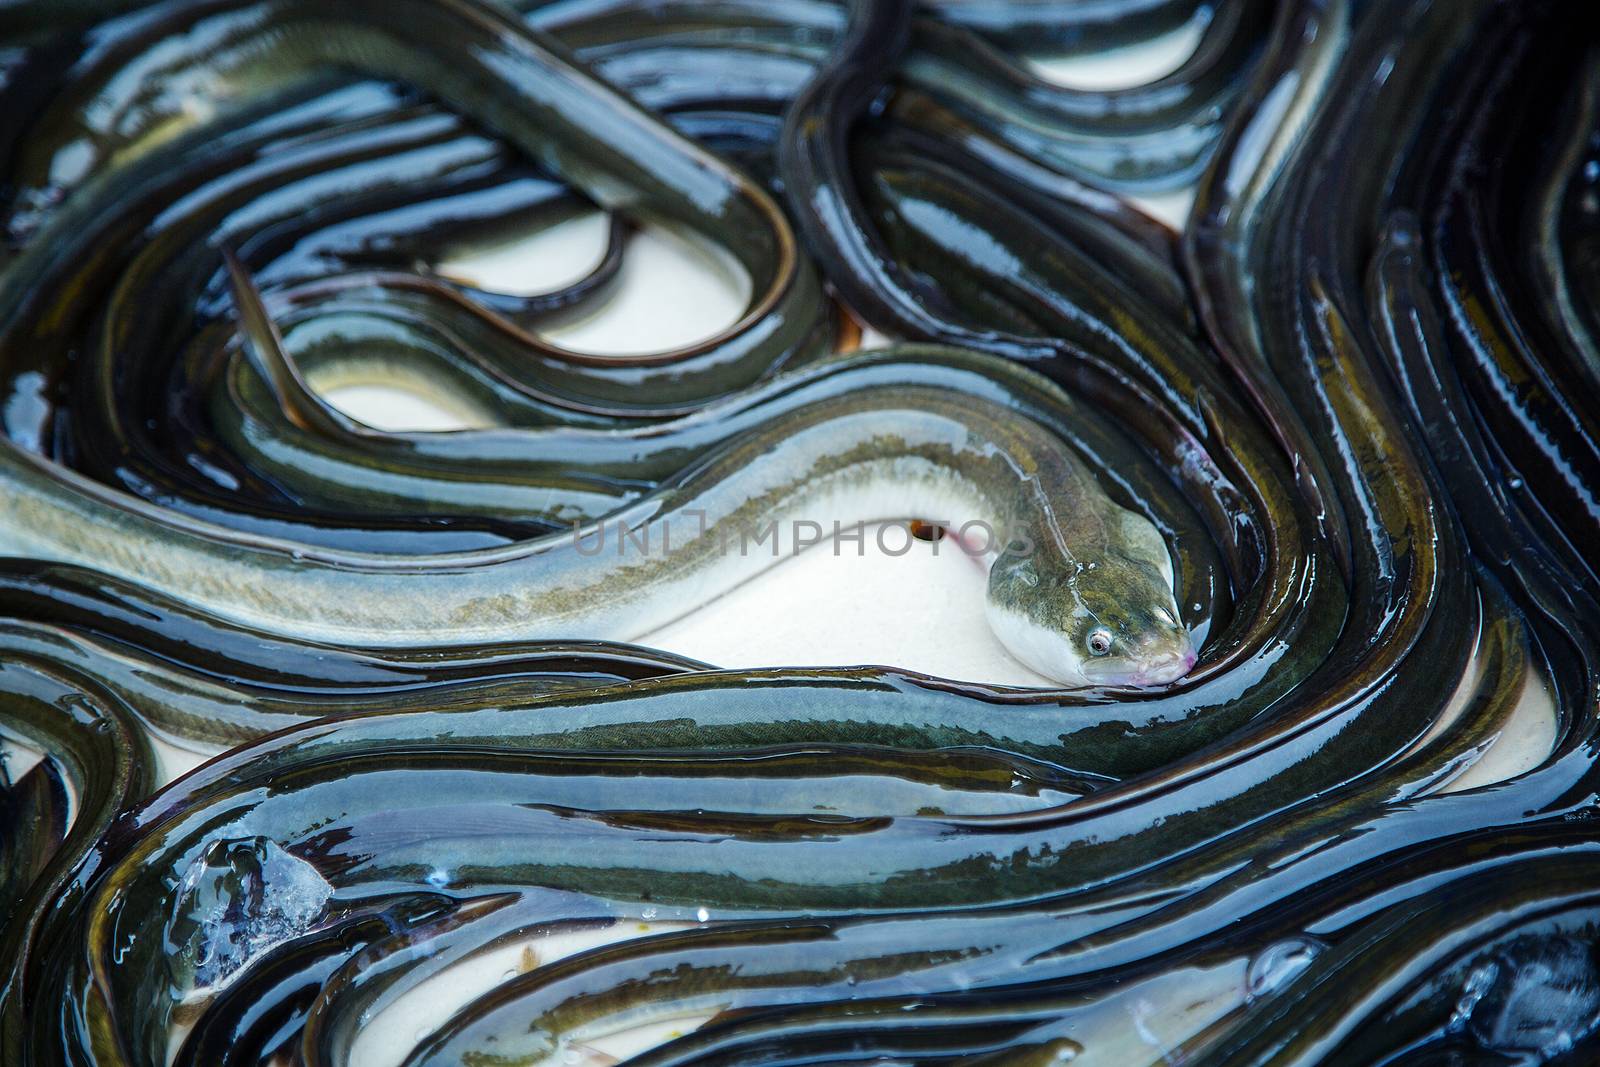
top-left (0, 371), bottom-right (1192, 686)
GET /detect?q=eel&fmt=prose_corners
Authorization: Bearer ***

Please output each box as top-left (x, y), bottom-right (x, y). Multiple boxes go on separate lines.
top-left (0, 250), bottom-right (1196, 687)
top-left (3, 0), bottom-right (1600, 1064)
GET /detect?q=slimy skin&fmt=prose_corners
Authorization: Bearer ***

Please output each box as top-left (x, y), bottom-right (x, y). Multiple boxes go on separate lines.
top-left (988, 512), bottom-right (1196, 687)
top-left (0, 391), bottom-right (1195, 687)
top-left (247, 260), bottom-right (1197, 688)
top-left (0, 267), bottom-right (1196, 691)
top-left (0, 0), bottom-right (1196, 691)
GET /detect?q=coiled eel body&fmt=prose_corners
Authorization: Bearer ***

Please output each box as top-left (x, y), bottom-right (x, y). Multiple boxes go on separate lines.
top-left (3, 0), bottom-right (1600, 1065)
top-left (0, 319), bottom-right (1193, 682)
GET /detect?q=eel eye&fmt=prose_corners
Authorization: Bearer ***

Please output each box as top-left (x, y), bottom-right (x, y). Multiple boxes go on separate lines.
top-left (1087, 629), bottom-right (1112, 656)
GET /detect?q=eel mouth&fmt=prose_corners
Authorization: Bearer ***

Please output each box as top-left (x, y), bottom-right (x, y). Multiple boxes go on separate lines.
top-left (987, 605), bottom-right (1199, 689)
top-left (1127, 646), bottom-right (1199, 687)
top-left (1076, 631), bottom-right (1199, 689)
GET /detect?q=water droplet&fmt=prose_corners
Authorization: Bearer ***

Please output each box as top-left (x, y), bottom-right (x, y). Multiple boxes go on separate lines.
top-left (425, 868), bottom-right (450, 888)
top-left (641, 906), bottom-right (658, 921)
top-left (164, 837), bottom-right (332, 992)
top-left (1452, 962), bottom-right (1498, 1031)
top-left (1508, 477), bottom-right (1524, 491)
top-left (696, 907), bottom-right (710, 923)
top-left (1246, 936), bottom-right (1325, 1002)
top-left (1454, 936), bottom-right (1600, 1056)
top-left (500, 968), bottom-right (518, 982)
top-left (562, 1049), bottom-right (581, 1065)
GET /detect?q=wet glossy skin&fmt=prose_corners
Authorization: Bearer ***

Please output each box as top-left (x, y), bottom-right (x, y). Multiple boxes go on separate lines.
top-left (225, 255), bottom-right (1193, 683)
top-left (2, 0), bottom-right (1600, 1065)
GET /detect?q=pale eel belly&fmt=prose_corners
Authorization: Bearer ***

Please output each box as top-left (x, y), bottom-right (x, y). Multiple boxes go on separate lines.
top-left (0, 366), bottom-right (1190, 687)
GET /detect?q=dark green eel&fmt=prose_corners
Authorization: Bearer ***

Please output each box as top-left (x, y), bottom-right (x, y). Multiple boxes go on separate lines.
top-left (1, 0), bottom-right (1599, 1065)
